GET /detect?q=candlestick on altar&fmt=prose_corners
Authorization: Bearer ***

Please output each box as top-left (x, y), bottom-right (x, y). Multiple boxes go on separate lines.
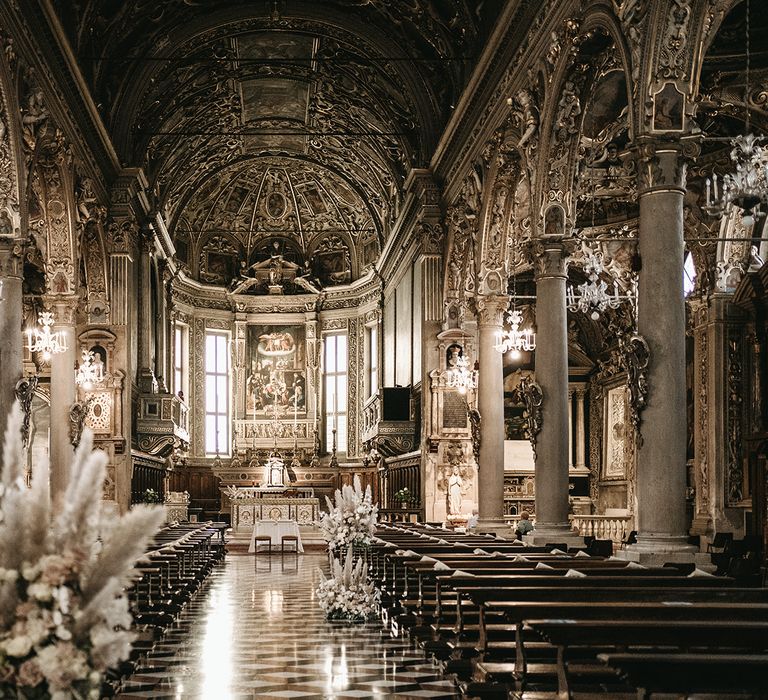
top-left (329, 427), bottom-right (339, 468)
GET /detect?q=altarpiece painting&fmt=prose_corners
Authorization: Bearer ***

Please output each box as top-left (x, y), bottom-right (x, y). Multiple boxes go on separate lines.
top-left (246, 325), bottom-right (307, 417)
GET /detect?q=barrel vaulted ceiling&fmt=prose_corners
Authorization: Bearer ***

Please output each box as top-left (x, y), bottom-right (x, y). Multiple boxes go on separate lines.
top-left (49, 0), bottom-right (493, 286)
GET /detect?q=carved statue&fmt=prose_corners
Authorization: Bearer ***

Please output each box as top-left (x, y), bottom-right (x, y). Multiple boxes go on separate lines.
top-left (448, 464), bottom-right (463, 515)
top-left (69, 396), bottom-right (95, 448)
top-left (619, 333), bottom-right (650, 444)
top-left (516, 373), bottom-right (543, 458)
top-left (21, 87), bottom-right (48, 151)
top-left (556, 80), bottom-right (581, 139)
top-left (513, 88), bottom-right (539, 152)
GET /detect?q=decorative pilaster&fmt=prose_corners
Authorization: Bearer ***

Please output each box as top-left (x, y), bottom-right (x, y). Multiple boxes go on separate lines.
top-left (627, 139), bottom-right (696, 557)
top-left (48, 298), bottom-right (77, 507)
top-left (475, 294), bottom-right (507, 534)
top-left (529, 240), bottom-right (577, 543)
top-left (137, 229), bottom-right (157, 393)
top-left (575, 388), bottom-right (586, 471)
top-left (0, 235), bottom-right (24, 426)
top-left (567, 388), bottom-right (574, 468)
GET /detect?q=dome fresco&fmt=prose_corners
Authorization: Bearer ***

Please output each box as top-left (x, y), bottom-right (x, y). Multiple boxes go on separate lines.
top-left (174, 158), bottom-right (378, 290)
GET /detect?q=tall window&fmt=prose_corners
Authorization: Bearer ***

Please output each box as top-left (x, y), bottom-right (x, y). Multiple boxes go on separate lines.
top-left (205, 331), bottom-right (230, 455)
top-left (324, 333), bottom-right (348, 453)
top-left (367, 325), bottom-right (378, 399)
top-left (174, 323), bottom-right (188, 400)
top-left (683, 251), bottom-right (696, 297)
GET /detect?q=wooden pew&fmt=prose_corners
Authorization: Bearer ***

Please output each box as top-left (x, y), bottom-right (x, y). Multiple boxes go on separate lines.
top-left (597, 652), bottom-right (768, 699)
top-left (528, 618), bottom-right (768, 698)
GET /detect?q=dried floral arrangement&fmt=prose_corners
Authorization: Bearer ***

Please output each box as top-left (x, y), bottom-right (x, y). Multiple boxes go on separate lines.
top-left (0, 405), bottom-right (165, 699)
top-left (316, 549), bottom-right (380, 622)
top-left (318, 475), bottom-right (378, 553)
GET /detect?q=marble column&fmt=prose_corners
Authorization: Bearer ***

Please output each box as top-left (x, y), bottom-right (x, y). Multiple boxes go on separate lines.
top-left (137, 231), bottom-right (157, 393)
top-left (475, 294), bottom-right (508, 534)
top-left (630, 142), bottom-right (695, 556)
top-left (49, 299), bottom-right (77, 507)
top-left (530, 240), bottom-right (577, 543)
top-left (0, 236), bottom-right (23, 427)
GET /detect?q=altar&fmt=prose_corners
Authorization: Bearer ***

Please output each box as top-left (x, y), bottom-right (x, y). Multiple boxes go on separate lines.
top-left (225, 486), bottom-right (320, 531)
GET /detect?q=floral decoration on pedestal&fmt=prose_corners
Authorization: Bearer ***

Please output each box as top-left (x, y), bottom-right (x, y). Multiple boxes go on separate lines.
top-left (318, 475), bottom-right (378, 554)
top-left (0, 404), bottom-right (165, 699)
top-left (316, 549), bottom-right (380, 623)
top-left (316, 475), bottom-right (380, 622)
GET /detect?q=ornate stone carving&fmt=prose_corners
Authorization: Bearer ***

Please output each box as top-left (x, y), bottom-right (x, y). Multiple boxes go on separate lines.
top-left (468, 408), bottom-right (481, 465)
top-left (14, 375), bottom-right (38, 448)
top-left (726, 327), bottom-right (744, 505)
top-left (69, 396), bottom-right (95, 448)
top-left (515, 373), bottom-right (543, 458)
top-left (618, 332), bottom-right (650, 444)
top-left (696, 327), bottom-right (709, 510)
top-left (655, 0), bottom-right (692, 81)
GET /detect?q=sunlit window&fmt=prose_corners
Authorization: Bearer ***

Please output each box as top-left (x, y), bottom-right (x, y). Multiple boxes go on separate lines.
top-left (205, 331), bottom-right (229, 456)
top-left (324, 333), bottom-right (348, 453)
top-left (684, 252), bottom-right (696, 297)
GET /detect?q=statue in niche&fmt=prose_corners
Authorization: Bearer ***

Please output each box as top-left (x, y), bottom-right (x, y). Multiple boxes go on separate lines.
top-left (448, 465), bottom-right (463, 515)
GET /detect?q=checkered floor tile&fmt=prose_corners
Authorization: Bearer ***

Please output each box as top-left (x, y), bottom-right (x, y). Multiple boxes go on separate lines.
top-left (117, 552), bottom-right (459, 699)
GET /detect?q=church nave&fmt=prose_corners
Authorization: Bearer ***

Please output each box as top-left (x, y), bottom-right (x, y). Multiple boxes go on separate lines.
top-left (117, 552), bottom-right (458, 700)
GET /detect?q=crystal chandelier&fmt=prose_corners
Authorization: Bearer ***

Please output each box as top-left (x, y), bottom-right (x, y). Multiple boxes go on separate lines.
top-left (704, 0), bottom-right (767, 227)
top-left (75, 350), bottom-right (104, 389)
top-left (496, 225), bottom-right (536, 359)
top-left (567, 242), bottom-right (626, 321)
top-left (446, 353), bottom-right (477, 395)
top-left (26, 311), bottom-right (67, 361)
top-left (495, 308), bottom-right (536, 359)
top-left (705, 134), bottom-right (768, 226)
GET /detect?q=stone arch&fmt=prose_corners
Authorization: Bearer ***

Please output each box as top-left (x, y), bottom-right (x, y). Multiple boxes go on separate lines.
top-left (534, 11), bottom-right (635, 232)
top-left (475, 138), bottom-right (521, 297)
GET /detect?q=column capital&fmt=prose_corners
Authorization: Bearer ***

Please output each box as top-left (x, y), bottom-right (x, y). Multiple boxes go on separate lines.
top-left (635, 136), bottom-right (700, 195)
top-left (475, 294), bottom-right (508, 328)
top-left (44, 296), bottom-right (78, 325)
top-left (0, 236), bottom-right (25, 278)
top-left (527, 238), bottom-right (571, 280)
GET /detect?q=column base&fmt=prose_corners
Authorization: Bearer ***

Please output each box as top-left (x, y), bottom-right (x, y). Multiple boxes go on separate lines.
top-left (524, 523), bottom-right (585, 548)
top-left (475, 518), bottom-right (512, 538)
top-left (615, 534), bottom-right (710, 568)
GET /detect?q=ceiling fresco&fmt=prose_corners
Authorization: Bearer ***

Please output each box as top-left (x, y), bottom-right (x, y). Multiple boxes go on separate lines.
top-left (49, 0), bottom-right (489, 288)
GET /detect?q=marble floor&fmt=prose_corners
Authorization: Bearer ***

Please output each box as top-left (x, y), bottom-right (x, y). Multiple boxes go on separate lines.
top-left (117, 552), bottom-right (459, 700)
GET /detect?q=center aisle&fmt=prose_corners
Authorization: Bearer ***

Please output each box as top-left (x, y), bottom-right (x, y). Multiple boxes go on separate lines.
top-left (118, 552), bottom-right (459, 699)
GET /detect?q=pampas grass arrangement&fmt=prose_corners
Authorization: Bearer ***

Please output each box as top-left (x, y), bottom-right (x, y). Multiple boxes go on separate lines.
top-left (316, 548), bottom-right (380, 622)
top-left (318, 474), bottom-right (378, 554)
top-left (0, 404), bottom-right (165, 699)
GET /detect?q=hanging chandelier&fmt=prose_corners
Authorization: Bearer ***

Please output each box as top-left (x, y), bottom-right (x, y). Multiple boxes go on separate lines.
top-left (26, 311), bottom-right (67, 361)
top-left (446, 354), bottom-right (477, 395)
top-left (495, 308), bottom-right (536, 359)
top-left (703, 0), bottom-right (767, 227)
top-left (704, 135), bottom-right (768, 226)
top-left (567, 242), bottom-right (629, 320)
top-left (75, 350), bottom-right (104, 389)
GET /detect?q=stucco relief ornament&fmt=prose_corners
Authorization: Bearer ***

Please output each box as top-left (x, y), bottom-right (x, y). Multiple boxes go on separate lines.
top-left (618, 332), bottom-right (650, 445)
top-left (13, 375), bottom-right (38, 448)
top-left (516, 374), bottom-right (543, 458)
